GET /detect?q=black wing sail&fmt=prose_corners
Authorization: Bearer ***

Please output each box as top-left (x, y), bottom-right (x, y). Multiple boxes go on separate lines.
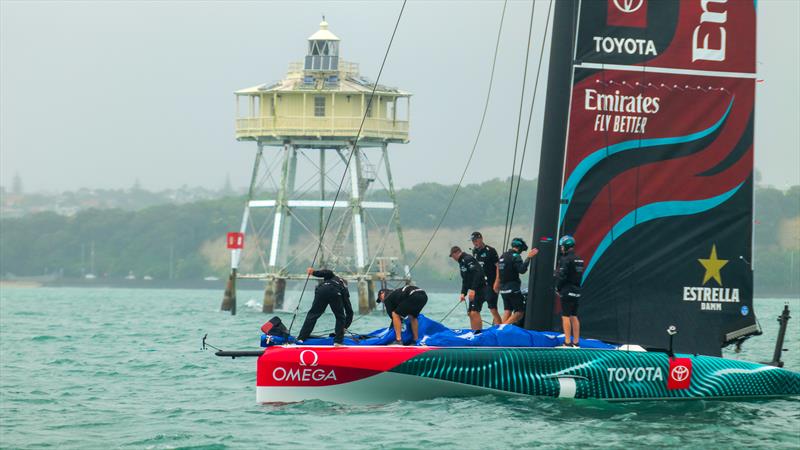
top-left (527, 0), bottom-right (759, 357)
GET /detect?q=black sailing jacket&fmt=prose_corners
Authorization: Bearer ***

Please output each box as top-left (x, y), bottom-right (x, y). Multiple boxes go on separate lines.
top-left (472, 245), bottom-right (499, 285)
top-left (555, 250), bottom-right (584, 298)
top-left (458, 253), bottom-right (486, 295)
top-left (498, 249), bottom-right (531, 292)
top-left (311, 269), bottom-right (354, 327)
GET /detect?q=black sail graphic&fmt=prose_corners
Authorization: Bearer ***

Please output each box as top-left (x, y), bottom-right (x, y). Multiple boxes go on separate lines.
top-left (527, 0), bottom-right (758, 357)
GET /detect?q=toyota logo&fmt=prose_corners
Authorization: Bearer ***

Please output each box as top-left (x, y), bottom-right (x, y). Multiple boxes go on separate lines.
top-left (299, 349), bottom-right (319, 367)
top-left (613, 0), bottom-right (644, 13)
top-left (670, 365), bottom-right (689, 382)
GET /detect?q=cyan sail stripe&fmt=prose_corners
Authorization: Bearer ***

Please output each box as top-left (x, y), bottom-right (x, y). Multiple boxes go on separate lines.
top-left (581, 182), bottom-right (744, 283)
top-left (559, 98), bottom-right (735, 225)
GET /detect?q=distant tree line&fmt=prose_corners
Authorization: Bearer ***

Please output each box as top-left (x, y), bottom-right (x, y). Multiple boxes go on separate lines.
top-left (752, 186), bottom-right (800, 295)
top-left (1, 180), bottom-right (797, 295)
top-left (1, 200), bottom-right (242, 280)
top-left (390, 177), bottom-right (537, 229)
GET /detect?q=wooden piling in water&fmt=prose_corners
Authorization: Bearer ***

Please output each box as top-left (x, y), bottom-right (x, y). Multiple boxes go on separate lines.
top-left (274, 278), bottom-right (286, 310)
top-left (220, 270), bottom-right (237, 315)
top-left (262, 279), bottom-right (275, 313)
top-left (367, 280), bottom-right (376, 311)
top-left (357, 279), bottom-right (370, 314)
top-left (221, 279), bottom-right (232, 311)
top-left (263, 277), bottom-right (287, 313)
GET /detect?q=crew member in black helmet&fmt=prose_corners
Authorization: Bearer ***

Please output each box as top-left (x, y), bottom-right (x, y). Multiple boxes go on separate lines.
top-left (296, 268), bottom-right (353, 346)
top-left (493, 237), bottom-right (538, 325)
top-left (470, 231), bottom-right (501, 325)
top-left (377, 285), bottom-right (428, 345)
top-left (555, 235), bottom-right (584, 347)
top-left (449, 246), bottom-right (487, 331)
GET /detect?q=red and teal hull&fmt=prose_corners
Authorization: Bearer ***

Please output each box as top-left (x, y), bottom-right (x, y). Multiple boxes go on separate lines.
top-left (256, 346), bottom-right (800, 404)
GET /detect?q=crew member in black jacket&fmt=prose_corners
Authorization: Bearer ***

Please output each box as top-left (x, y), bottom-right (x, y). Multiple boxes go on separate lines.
top-left (470, 231), bottom-right (502, 325)
top-left (377, 285), bottom-right (428, 345)
top-left (555, 235), bottom-right (584, 347)
top-left (493, 237), bottom-right (538, 325)
top-left (296, 268), bottom-right (353, 346)
top-left (450, 246), bottom-right (487, 331)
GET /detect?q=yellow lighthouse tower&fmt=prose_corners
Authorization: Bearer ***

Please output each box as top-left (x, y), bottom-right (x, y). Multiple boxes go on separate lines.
top-left (223, 19), bottom-right (412, 314)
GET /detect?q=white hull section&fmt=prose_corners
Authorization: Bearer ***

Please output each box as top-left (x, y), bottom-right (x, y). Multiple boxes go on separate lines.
top-left (257, 371), bottom-right (520, 405)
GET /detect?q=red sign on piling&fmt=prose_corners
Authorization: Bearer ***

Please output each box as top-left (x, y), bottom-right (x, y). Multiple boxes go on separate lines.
top-left (227, 232), bottom-right (244, 249)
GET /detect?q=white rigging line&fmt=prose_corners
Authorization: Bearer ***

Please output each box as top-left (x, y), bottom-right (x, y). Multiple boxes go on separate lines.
top-left (402, 0), bottom-right (509, 278)
top-left (502, 0), bottom-right (538, 251)
top-left (506, 0), bottom-right (554, 241)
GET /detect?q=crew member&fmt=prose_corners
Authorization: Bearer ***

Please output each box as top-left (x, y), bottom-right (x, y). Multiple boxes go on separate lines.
top-left (377, 285), bottom-right (428, 345)
top-left (555, 235), bottom-right (584, 347)
top-left (470, 231), bottom-right (501, 325)
top-left (296, 268), bottom-right (353, 346)
top-left (493, 237), bottom-right (538, 325)
top-left (449, 246), bottom-right (487, 331)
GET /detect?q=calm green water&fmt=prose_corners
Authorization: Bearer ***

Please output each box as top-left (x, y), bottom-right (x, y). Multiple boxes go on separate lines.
top-left (1, 288), bottom-right (798, 449)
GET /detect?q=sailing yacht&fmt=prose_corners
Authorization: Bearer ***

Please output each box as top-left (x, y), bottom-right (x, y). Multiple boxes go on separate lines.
top-left (217, 0), bottom-right (800, 403)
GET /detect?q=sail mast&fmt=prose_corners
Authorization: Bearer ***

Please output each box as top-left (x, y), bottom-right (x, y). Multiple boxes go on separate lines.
top-left (525, 0), bottom-right (579, 331)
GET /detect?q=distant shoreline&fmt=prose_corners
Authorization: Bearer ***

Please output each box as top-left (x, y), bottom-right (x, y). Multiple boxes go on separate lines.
top-left (2, 278), bottom-right (798, 300)
top-left (0, 280), bottom-right (42, 289)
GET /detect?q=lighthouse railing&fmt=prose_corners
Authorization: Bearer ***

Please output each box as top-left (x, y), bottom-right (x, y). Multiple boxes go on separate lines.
top-left (235, 116), bottom-right (409, 139)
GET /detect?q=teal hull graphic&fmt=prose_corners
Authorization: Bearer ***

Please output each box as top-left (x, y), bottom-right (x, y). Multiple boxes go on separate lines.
top-left (390, 348), bottom-right (800, 400)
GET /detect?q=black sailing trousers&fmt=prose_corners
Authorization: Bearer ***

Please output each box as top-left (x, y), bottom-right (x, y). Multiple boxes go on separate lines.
top-left (297, 284), bottom-right (347, 344)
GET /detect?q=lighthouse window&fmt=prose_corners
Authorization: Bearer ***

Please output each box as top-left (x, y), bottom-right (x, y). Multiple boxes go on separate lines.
top-left (386, 101), bottom-right (394, 120)
top-left (310, 41), bottom-right (330, 56)
top-left (365, 95), bottom-right (373, 117)
top-left (314, 96), bottom-right (326, 117)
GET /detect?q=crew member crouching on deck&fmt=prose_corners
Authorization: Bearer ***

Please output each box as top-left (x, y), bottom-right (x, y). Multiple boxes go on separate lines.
top-left (296, 268), bottom-right (353, 346)
top-left (377, 285), bottom-right (428, 345)
top-left (450, 246), bottom-right (487, 331)
top-left (494, 237), bottom-right (538, 325)
top-left (555, 235), bottom-right (584, 347)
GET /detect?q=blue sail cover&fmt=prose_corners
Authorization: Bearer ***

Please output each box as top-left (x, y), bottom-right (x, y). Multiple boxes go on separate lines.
top-left (260, 314), bottom-right (616, 349)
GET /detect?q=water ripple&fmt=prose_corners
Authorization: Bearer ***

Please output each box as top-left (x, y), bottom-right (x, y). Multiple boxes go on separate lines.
top-left (1, 288), bottom-right (798, 449)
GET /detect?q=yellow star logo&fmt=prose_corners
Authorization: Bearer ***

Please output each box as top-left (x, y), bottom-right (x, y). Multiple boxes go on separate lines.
top-left (698, 244), bottom-right (728, 286)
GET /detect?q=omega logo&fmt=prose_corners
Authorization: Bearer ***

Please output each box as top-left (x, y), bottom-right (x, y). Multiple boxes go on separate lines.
top-left (613, 0), bottom-right (644, 13)
top-left (299, 349), bottom-right (319, 367)
top-left (671, 365), bottom-right (690, 382)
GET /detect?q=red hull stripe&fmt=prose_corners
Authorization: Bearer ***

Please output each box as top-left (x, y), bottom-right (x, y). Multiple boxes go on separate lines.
top-left (257, 346), bottom-right (430, 387)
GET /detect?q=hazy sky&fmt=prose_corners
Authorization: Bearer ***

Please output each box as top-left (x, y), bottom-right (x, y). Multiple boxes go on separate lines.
top-left (1, 0), bottom-right (798, 192)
